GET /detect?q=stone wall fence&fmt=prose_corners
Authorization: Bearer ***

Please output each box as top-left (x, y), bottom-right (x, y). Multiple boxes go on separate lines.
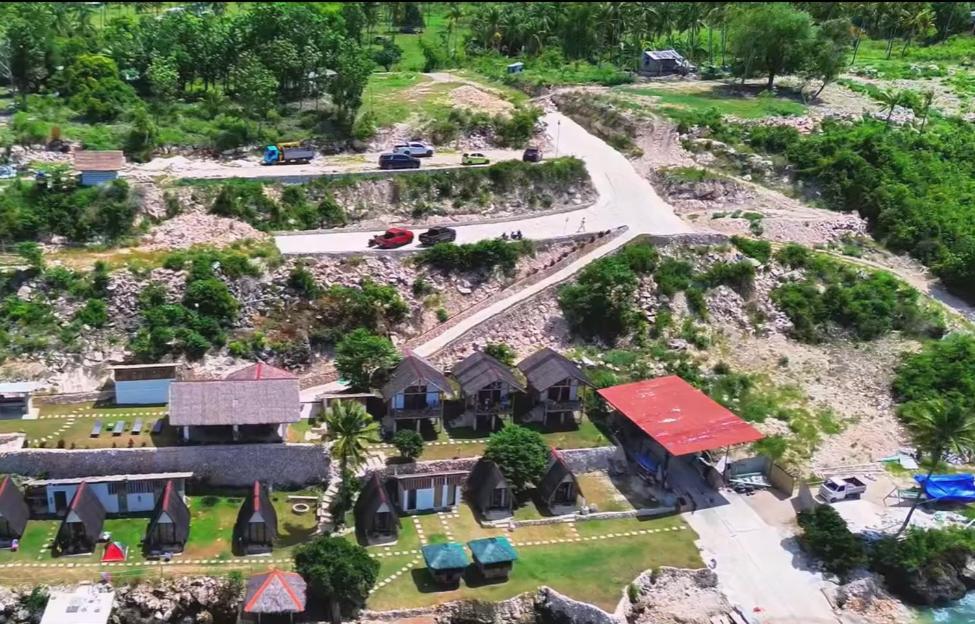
top-left (0, 443), bottom-right (329, 488)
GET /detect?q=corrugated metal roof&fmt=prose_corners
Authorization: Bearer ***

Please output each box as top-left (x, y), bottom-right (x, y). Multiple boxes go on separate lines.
top-left (73, 150), bottom-right (125, 171)
top-left (598, 376), bottom-right (763, 456)
top-left (644, 49), bottom-right (684, 61)
top-left (468, 536), bottom-right (517, 564)
top-left (168, 378), bottom-right (300, 426)
top-left (422, 542), bottom-right (469, 570)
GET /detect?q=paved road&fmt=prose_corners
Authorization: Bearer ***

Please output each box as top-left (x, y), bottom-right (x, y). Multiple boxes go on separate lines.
top-left (276, 111), bottom-right (691, 255)
top-left (669, 461), bottom-right (838, 624)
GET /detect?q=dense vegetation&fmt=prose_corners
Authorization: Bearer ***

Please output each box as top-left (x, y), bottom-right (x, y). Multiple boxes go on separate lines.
top-left (0, 3), bottom-right (372, 154)
top-left (797, 505), bottom-right (867, 581)
top-left (894, 333), bottom-right (975, 417)
top-left (416, 239), bottom-right (533, 276)
top-left (770, 245), bottom-right (944, 343)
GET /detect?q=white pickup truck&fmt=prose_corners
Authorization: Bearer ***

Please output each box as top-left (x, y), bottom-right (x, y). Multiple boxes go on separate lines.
top-left (819, 476), bottom-right (868, 502)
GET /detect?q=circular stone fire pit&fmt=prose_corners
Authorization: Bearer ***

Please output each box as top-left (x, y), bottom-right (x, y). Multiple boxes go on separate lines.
top-left (292, 502), bottom-right (311, 514)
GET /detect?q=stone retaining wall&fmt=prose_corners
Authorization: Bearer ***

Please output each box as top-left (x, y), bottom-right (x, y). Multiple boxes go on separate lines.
top-left (0, 443), bottom-right (328, 487)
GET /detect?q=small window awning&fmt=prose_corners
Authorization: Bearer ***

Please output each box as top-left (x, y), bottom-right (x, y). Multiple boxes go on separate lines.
top-left (598, 376), bottom-right (763, 456)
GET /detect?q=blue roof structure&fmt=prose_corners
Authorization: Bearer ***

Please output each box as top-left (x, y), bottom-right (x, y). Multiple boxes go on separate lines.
top-left (468, 536), bottom-right (518, 565)
top-left (422, 542), bottom-right (470, 570)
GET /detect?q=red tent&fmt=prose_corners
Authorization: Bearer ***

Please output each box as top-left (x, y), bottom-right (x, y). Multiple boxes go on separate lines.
top-left (101, 541), bottom-right (128, 563)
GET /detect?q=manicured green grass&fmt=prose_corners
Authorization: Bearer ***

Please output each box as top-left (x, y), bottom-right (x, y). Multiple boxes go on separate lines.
top-left (577, 473), bottom-right (635, 513)
top-left (0, 408), bottom-right (175, 450)
top-left (618, 85), bottom-right (807, 119)
top-left (368, 516), bottom-right (700, 611)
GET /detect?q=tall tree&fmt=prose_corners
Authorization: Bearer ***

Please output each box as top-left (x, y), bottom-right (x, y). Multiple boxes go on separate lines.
top-left (728, 3), bottom-right (816, 90)
top-left (896, 400), bottom-right (975, 536)
top-left (294, 536), bottom-right (378, 624)
top-left (324, 400), bottom-right (379, 474)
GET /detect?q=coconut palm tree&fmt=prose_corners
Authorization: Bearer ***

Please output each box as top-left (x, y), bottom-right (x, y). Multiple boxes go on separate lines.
top-left (878, 88), bottom-right (904, 124)
top-left (325, 401), bottom-right (380, 474)
top-left (917, 89), bottom-right (935, 131)
top-left (897, 399), bottom-right (975, 536)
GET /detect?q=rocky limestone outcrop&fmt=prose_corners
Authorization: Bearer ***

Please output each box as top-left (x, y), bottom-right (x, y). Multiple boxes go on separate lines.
top-left (626, 567), bottom-right (731, 624)
top-left (831, 572), bottom-right (914, 624)
top-left (535, 587), bottom-right (619, 624)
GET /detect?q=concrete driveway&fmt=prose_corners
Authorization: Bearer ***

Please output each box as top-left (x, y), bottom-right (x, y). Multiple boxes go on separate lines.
top-left (274, 111), bottom-right (691, 255)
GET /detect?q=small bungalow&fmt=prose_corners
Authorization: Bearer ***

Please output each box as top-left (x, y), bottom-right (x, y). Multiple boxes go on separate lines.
top-left (235, 481), bottom-right (278, 555)
top-left (25, 472), bottom-right (191, 517)
top-left (0, 476), bottom-right (29, 548)
top-left (390, 471), bottom-right (466, 514)
top-left (380, 353), bottom-right (452, 437)
top-left (0, 381), bottom-right (42, 419)
top-left (73, 150), bottom-right (125, 186)
top-left (466, 459), bottom-right (513, 521)
top-left (517, 348), bottom-right (591, 428)
top-left (241, 569), bottom-right (307, 624)
top-left (354, 474), bottom-right (399, 546)
top-left (168, 362), bottom-right (301, 444)
top-left (112, 363), bottom-right (179, 405)
top-left (468, 536), bottom-right (517, 581)
top-left (536, 451), bottom-right (581, 516)
top-left (54, 482), bottom-right (106, 555)
top-left (451, 351), bottom-right (525, 432)
top-left (639, 49), bottom-right (693, 76)
top-left (144, 480), bottom-right (190, 555)
top-left (421, 542), bottom-right (469, 588)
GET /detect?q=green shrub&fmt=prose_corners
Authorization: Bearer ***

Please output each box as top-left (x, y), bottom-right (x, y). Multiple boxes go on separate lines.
top-left (392, 430), bottom-right (423, 460)
top-left (655, 260), bottom-right (695, 297)
top-left (435, 307), bottom-right (448, 323)
top-left (702, 261), bottom-right (756, 293)
top-left (416, 239), bottom-right (533, 275)
top-left (288, 263), bottom-right (320, 299)
top-left (75, 299), bottom-right (108, 328)
top-left (731, 236), bottom-right (772, 264)
top-left (483, 425), bottom-right (550, 496)
top-left (484, 342), bottom-right (517, 366)
top-left (797, 505), bottom-right (866, 582)
top-left (559, 255), bottom-right (640, 342)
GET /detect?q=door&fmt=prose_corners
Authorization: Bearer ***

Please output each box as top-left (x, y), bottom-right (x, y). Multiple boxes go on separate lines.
top-left (444, 481), bottom-right (457, 506)
top-left (407, 488), bottom-right (417, 511)
top-left (53, 491), bottom-right (68, 515)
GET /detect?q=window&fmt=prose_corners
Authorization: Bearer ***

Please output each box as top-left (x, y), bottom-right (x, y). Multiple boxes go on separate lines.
top-left (491, 487), bottom-right (508, 508)
top-left (555, 481), bottom-right (574, 503)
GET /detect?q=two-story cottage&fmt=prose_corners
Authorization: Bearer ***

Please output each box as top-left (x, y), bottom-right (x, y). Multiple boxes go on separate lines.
top-left (450, 351), bottom-right (526, 432)
top-left (517, 348), bottom-right (591, 428)
top-left (380, 353), bottom-right (453, 436)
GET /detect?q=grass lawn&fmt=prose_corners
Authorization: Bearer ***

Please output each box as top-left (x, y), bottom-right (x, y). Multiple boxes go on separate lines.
top-left (0, 407), bottom-right (175, 449)
top-left (577, 473), bottom-right (636, 513)
top-left (367, 515), bottom-right (700, 611)
top-left (617, 84), bottom-right (807, 119)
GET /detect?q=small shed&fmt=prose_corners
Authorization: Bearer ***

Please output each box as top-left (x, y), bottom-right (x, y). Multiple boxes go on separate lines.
top-left (354, 474), bottom-right (399, 546)
top-left (0, 476), bottom-right (29, 547)
top-left (466, 459), bottom-right (512, 521)
top-left (468, 536), bottom-right (517, 580)
top-left (0, 381), bottom-right (42, 419)
top-left (144, 480), bottom-right (190, 554)
top-left (73, 150), bottom-right (125, 186)
top-left (640, 49), bottom-right (692, 76)
top-left (421, 542), bottom-right (469, 587)
top-left (390, 471), bottom-right (466, 514)
top-left (55, 482), bottom-right (106, 555)
top-left (112, 364), bottom-right (178, 405)
top-left (506, 62), bottom-right (525, 74)
top-left (235, 481), bottom-right (278, 555)
top-left (536, 451), bottom-right (581, 516)
top-left (40, 587), bottom-right (115, 624)
top-left (241, 569), bottom-right (307, 623)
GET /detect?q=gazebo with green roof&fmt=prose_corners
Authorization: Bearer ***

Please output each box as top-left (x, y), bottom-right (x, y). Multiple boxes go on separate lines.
top-left (468, 536), bottom-right (517, 581)
top-left (421, 542), bottom-right (470, 587)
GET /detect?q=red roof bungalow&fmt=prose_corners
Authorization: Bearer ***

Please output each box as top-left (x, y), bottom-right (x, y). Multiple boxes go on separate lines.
top-left (598, 376), bottom-right (762, 476)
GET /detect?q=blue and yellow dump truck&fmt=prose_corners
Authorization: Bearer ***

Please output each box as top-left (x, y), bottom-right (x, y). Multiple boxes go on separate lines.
top-left (262, 142), bottom-right (316, 165)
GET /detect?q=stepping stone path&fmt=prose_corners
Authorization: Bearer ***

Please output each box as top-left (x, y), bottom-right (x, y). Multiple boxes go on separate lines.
top-left (412, 516), bottom-right (427, 546)
top-left (371, 438), bottom-right (481, 450)
top-left (40, 410), bottom-right (167, 420)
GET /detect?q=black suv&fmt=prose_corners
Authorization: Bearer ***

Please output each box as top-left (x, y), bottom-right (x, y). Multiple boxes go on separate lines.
top-left (379, 153), bottom-right (421, 170)
top-left (419, 227), bottom-right (457, 246)
top-left (522, 146), bottom-right (542, 162)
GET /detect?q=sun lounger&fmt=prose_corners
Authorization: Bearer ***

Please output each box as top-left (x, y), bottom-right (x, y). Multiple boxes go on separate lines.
top-left (111, 420), bottom-right (125, 436)
top-left (90, 421), bottom-right (102, 438)
top-left (131, 418), bottom-right (143, 435)
top-left (151, 419), bottom-right (163, 434)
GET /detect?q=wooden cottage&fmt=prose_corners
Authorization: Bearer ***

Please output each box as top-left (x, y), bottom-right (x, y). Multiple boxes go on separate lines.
top-left (54, 482), bottom-right (106, 555)
top-left (517, 348), bottom-right (591, 427)
top-left (169, 363), bottom-right (300, 444)
top-left (468, 536), bottom-right (517, 580)
top-left (0, 476), bottom-right (28, 548)
top-left (380, 353), bottom-right (452, 437)
top-left (421, 542), bottom-right (469, 588)
top-left (234, 482), bottom-right (278, 555)
top-left (466, 459), bottom-right (512, 521)
top-left (354, 474), bottom-right (399, 546)
top-left (241, 569), bottom-right (307, 624)
top-left (390, 471), bottom-right (466, 514)
top-left (73, 150), bottom-right (125, 186)
top-left (144, 480), bottom-right (190, 555)
top-left (536, 451), bottom-right (581, 515)
top-left (451, 351), bottom-right (525, 432)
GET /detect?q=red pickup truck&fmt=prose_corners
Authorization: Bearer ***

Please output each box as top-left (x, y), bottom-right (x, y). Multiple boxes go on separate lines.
top-left (369, 228), bottom-right (414, 249)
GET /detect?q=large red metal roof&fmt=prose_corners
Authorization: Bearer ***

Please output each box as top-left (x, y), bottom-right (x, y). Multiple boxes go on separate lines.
top-left (598, 376), bottom-right (763, 456)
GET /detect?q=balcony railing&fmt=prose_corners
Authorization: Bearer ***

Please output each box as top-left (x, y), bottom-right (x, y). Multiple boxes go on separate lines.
top-left (390, 405), bottom-right (441, 419)
top-left (545, 400), bottom-right (581, 412)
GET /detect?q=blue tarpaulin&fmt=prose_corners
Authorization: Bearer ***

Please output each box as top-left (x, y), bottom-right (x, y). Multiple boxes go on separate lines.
top-left (914, 473), bottom-right (975, 502)
top-left (634, 452), bottom-right (659, 475)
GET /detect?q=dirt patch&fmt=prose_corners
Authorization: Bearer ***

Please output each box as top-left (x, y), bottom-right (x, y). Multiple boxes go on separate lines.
top-left (141, 209), bottom-right (269, 251)
top-left (449, 85), bottom-right (514, 116)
